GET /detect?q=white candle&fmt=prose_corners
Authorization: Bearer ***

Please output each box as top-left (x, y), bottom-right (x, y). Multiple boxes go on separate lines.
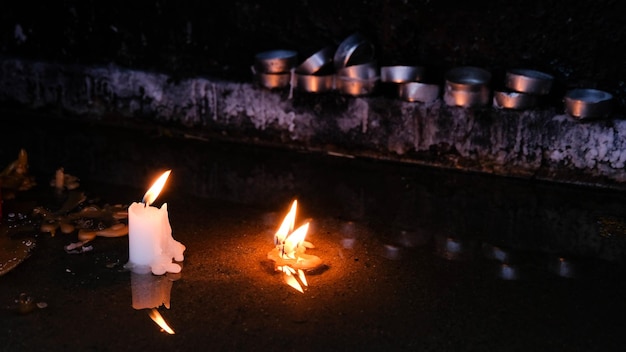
top-left (125, 170), bottom-right (186, 275)
top-left (128, 201), bottom-right (168, 268)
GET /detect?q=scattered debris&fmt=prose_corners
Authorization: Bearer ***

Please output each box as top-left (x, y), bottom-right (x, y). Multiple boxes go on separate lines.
top-left (0, 150), bottom-right (129, 277)
top-left (8, 293), bottom-right (47, 315)
top-left (0, 236), bottom-right (36, 276)
top-left (64, 240), bottom-right (94, 254)
top-left (34, 199), bottom-right (128, 240)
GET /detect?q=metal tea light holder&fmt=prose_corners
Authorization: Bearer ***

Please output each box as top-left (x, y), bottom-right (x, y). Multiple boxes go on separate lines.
top-left (564, 88), bottom-right (613, 120)
top-left (380, 65), bottom-right (441, 103)
top-left (294, 46), bottom-right (336, 93)
top-left (252, 49), bottom-right (298, 90)
top-left (493, 68), bottom-right (554, 110)
top-left (444, 66), bottom-right (492, 108)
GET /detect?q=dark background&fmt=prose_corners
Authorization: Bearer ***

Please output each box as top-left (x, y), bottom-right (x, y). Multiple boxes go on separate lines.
top-left (1, 0), bottom-right (625, 112)
top-left (3, 4), bottom-right (626, 350)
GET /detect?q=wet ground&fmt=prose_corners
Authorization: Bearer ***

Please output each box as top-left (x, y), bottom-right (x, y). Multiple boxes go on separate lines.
top-left (2, 111), bottom-right (626, 351)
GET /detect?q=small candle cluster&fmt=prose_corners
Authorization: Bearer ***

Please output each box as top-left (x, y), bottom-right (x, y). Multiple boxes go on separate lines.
top-left (125, 170), bottom-right (186, 275)
top-left (125, 172), bottom-right (321, 296)
top-left (267, 200), bottom-right (322, 293)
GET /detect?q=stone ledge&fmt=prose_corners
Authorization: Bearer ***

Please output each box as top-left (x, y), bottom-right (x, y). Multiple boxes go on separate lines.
top-left (1, 58), bottom-right (625, 189)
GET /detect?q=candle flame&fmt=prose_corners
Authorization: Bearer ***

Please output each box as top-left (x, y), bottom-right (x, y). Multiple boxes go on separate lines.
top-left (142, 170), bottom-right (171, 205)
top-left (149, 308), bottom-right (175, 334)
top-left (282, 222), bottom-right (309, 259)
top-left (275, 200), bottom-right (309, 259)
top-left (275, 199), bottom-right (297, 245)
top-left (268, 200), bottom-right (320, 293)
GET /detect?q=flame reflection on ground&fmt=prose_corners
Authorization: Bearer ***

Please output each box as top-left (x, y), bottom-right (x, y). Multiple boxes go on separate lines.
top-left (149, 308), bottom-right (175, 334)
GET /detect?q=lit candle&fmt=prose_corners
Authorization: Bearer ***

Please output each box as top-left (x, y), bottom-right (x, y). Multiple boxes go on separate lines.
top-left (125, 170), bottom-right (186, 275)
top-left (267, 200), bottom-right (322, 293)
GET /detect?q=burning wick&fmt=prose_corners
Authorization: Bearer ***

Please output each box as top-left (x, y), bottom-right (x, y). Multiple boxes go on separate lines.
top-left (267, 200), bottom-right (322, 293)
top-left (142, 170), bottom-right (171, 205)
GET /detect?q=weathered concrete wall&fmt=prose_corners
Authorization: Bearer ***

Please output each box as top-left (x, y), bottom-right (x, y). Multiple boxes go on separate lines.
top-left (1, 59), bottom-right (625, 188)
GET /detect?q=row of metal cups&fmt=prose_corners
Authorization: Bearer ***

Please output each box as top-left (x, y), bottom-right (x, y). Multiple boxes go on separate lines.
top-left (253, 34), bottom-right (614, 119)
top-left (444, 67), bottom-right (555, 109)
top-left (443, 66), bottom-right (613, 119)
top-left (252, 34), bottom-right (436, 100)
top-left (252, 33), bottom-right (380, 96)
top-left (252, 50), bottom-right (438, 100)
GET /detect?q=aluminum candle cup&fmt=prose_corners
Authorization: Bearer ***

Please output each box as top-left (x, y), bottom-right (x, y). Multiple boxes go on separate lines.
top-left (445, 66), bottom-right (491, 91)
top-left (381, 65), bottom-right (425, 83)
top-left (444, 88), bottom-right (491, 108)
top-left (336, 61), bottom-right (378, 96)
top-left (295, 73), bottom-right (335, 93)
top-left (564, 88), bottom-right (613, 119)
top-left (254, 50), bottom-right (298, 73)
top-left (444, 66), bottom-right (491, 107)
top-left (256, 72), bottom-right (292, 89)
top-left (334, 33), bottom-right (375, 70)
top-left (444, 88), bottom-right (491, 107)
top-left (505, 69), bottom-right (554, 95)
top-left (296, 47), bottom-right (334, 74)
top-left (398, 82), bottom-right (440, 103)
top-left (493, 90), bottom-right (538, 109)
top-left (336, 76), bottom-right (378, 96)
top-left (337, 62), bottom-right (378, 80)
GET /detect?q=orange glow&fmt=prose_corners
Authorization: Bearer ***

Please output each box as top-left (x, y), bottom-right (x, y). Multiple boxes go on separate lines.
top-left (149, 308), bottom-right (175, 334)
top-left (269, 200), bottom-right (320, 293)
top-left (142, 170), bottom-right (171, 205)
